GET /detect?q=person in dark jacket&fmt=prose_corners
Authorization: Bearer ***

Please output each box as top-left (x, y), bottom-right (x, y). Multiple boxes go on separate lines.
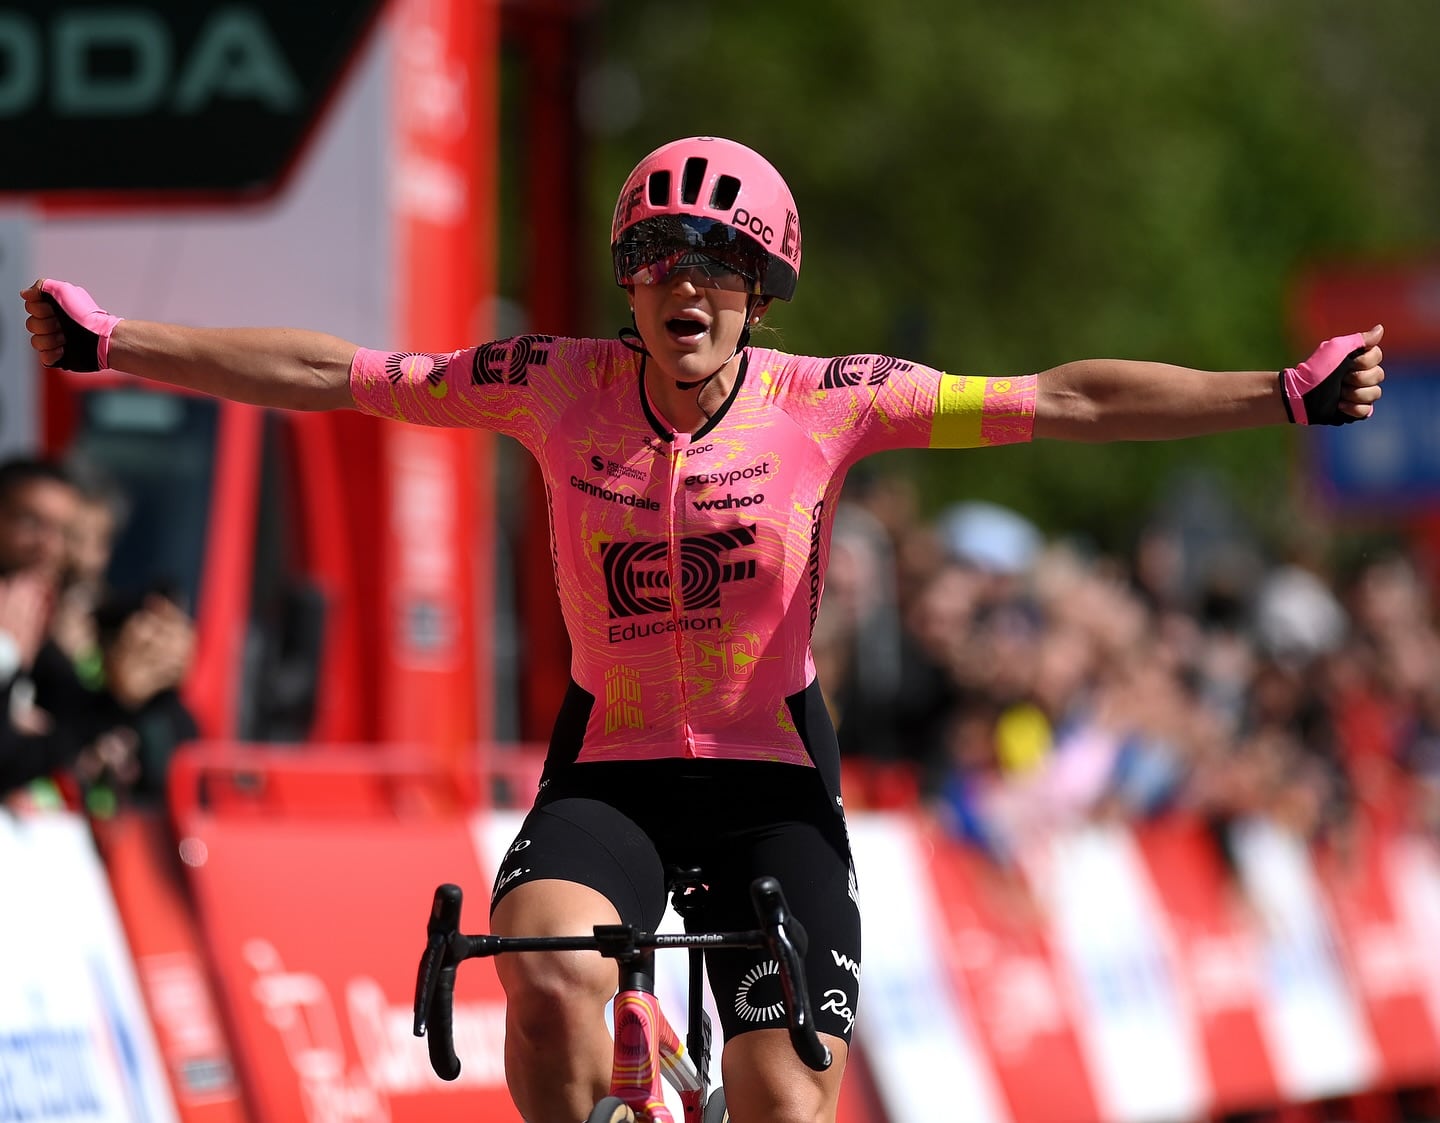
top-left (0, 457), bottom-right (193, 801)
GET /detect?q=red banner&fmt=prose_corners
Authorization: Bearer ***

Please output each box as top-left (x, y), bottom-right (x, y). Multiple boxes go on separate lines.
top-left (183, 814), bottom-right (516, 1123)
top-left (383, 0), bottom-right (499, 753)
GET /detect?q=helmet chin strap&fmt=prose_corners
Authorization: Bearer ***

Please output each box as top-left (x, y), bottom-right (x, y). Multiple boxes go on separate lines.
top-left (619, 297), bottom-right (761, 395)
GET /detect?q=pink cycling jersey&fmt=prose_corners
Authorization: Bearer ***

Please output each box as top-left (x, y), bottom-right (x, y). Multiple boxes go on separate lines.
top-left (351, 338), bottom-right (1035, 772)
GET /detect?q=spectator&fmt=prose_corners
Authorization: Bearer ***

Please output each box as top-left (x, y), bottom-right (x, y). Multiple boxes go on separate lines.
top-left (0, 457), bottom-right (119, 798)
top-left (0, 456), bottom-right (193, 805)
top-left (50, 457), bottom-right (129, 686)
top-left (65, 457), bottom-right (197, 810)
top-left (87, 585), bottom-right (197, 807)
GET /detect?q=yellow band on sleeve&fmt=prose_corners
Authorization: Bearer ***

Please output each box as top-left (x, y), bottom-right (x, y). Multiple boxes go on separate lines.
top-left (930, 373), bottom-right (1037, 449)
top-left (931, 374), bottom-right (987, 448)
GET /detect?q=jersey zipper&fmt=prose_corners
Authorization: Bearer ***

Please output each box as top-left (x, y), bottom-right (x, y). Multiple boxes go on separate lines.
top-left (665, 431), bottom-right (697, 756)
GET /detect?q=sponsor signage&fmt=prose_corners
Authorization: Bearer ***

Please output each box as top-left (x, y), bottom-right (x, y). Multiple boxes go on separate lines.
top-left (180, 815), bottom-right (515, 1123)
top-left (1, 1), bottom-right (385, 194)
top-left (0, 811), bottom-right (180, 1123)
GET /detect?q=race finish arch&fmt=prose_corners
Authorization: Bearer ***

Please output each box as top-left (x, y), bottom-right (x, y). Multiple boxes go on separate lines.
top-left (13, 0), bottom-right (502, 760)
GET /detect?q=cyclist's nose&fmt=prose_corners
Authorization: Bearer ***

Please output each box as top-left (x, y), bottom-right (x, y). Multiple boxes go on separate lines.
top-left (668, 267), bottom-right (704, 294)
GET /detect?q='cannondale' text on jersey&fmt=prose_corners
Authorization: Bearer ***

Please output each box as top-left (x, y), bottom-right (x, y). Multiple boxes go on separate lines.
top-left (351, 339), bottom-right (1035, 772)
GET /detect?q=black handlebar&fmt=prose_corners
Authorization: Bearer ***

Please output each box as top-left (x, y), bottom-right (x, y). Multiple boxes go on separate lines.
top-left (412, 875), bottom-right (833, 1079)
top-left (749, 876), bottom-right (833, 1072)
top-left (412, 882), bottom-right (462, 1080)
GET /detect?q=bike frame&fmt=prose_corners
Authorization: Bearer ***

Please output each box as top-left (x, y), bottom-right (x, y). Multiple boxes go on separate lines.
top-left (609, 939), bottom-right (706, 1123)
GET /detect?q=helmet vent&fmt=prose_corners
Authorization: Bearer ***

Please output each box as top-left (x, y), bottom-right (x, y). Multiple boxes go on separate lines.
top-left (647, 171), bottom-right (671, 207)
top-left (710, 175), bottom-right (741, 211)
top-left (680, 157), bottom-right (708, 205)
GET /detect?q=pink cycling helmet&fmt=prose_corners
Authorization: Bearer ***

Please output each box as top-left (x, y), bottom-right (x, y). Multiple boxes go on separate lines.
top-left (611, 136), bottom-right (801, 301)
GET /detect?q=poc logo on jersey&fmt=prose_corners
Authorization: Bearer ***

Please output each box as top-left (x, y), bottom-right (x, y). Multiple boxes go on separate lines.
top-left (819, 354), bottom-right (913, 390)
top-left (601, 525), bottom-right (757, 619)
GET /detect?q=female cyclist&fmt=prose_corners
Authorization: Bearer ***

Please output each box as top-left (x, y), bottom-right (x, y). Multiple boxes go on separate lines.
top-left (22, 136), bottom-right (1383, 1123)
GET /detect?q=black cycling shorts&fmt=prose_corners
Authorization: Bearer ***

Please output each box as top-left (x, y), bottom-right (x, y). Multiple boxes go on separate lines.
top-left (489, 758), bottom-right (861, 1045)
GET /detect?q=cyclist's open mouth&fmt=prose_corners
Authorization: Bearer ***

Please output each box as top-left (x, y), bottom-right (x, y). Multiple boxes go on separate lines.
top-left (666, 315), bottom-right (709, 344)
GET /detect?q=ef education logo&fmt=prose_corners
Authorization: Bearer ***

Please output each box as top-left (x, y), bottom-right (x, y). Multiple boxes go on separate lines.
top-left (471, 334), bottom-right (554, 386)
top-left (601, 525), bottom-right (757, 620)
top-left (820, 354), bottom-right (913, 390)
top-left (617, 183), bottom-right (644, 229)
top-left (781, 208), bottom-right (800, 261)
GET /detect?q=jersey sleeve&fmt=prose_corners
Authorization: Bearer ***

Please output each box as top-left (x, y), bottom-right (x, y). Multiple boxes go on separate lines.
top-left (349, 334), bottom-right (600, 449)
top-left (767, 350), bottom-right (1037, 466)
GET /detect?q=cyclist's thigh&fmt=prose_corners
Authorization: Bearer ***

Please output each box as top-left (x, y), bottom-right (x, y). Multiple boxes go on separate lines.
top-left (490, 795), bottom-right (668, 931)
top-left (698, 812), bottom-right (862, 1046)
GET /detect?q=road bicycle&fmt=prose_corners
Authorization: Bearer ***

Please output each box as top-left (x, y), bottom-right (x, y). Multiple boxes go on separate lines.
top-left (413, 868), bottom-right (832, 1123)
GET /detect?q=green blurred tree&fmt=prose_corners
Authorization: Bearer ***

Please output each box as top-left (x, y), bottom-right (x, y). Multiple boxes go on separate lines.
top-left (579, 0), bottom-right (1440, 552)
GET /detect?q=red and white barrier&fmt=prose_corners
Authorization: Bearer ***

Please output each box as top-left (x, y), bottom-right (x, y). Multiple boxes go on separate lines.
top-left (851, 814), bottom-right (1013, 1123)
top-left (12, 792), bottom-right (1440, 1123)
top-left (1230, 820), bottom-right (1378, 1100)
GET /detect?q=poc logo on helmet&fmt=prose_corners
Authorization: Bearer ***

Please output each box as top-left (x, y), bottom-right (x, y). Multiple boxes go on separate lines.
top-left (731, 209), bottom-right (774, 246)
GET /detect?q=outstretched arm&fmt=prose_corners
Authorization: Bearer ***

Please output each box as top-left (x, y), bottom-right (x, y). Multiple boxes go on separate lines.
top-left (1033, 325), bottom-right (1385, 442)
top-left (21, 280), bottom-right (358, 412)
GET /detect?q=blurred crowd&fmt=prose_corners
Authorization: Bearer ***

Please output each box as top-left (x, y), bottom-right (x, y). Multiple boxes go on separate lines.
top-left (0, 455), bottom-right (196, 813)
top-left (815, 467), bottom-right (1440, 864)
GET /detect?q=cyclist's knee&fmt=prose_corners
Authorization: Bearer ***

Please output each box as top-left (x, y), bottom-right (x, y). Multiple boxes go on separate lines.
top-left (499, 947), bottom-right (615, 1040)
top-left (491, 880), bottom-right (619, 1044)
top-left (721, 1082), bottom-right (836, 1123)
top-left (721, 1030), bottom-right (847, 1123)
